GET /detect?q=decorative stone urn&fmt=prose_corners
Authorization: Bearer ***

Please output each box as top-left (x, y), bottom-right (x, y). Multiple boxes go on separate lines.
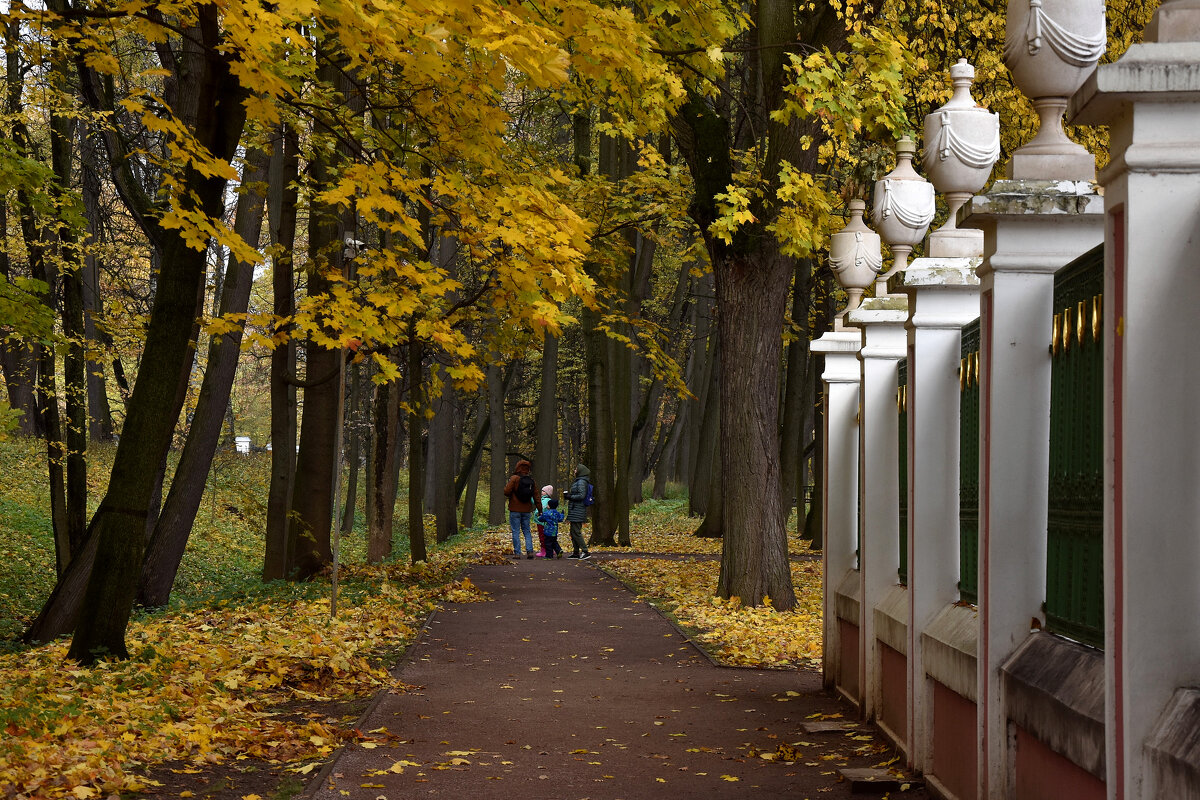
top-left (922, 59), bottom-right (1000, 257)
top-left (872, 136), bottom-right (935, 294)
top-left (829, 199), bottom-right (882, 320)
top-left (1004, 0), bottom-right (1105, 178)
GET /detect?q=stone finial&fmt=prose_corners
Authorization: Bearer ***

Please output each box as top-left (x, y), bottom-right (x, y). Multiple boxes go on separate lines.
top-left (1004, 0), bottom-right (1105, 179)
top-left (873, 136), bottom-right (935, 294)
top-left (921, 59), bottom-right (1000, 258)
top-left (829, 199), bottom-right (883, 323)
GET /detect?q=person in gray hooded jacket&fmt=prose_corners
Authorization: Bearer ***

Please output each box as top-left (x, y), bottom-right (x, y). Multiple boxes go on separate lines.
top-left (564, 464), bottom-right (592, 559)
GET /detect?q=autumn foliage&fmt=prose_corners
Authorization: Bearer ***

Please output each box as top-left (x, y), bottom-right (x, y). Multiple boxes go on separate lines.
top-left (0, 538), bottom-right (505, 799)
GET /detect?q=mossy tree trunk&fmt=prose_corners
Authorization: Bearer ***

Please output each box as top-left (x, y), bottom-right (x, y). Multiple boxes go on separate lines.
top-left (66, 5), bottom-right (250, 660)
top-left (263, 122), bottom-right (300, 581)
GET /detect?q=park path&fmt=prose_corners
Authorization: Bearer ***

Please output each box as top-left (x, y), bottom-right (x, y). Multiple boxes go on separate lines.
top-left (303, 556), bottom-right (927, 800)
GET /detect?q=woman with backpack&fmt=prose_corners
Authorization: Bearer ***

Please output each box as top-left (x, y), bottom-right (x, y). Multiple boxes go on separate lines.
top-left (503, 459), bottom-right (537, 559)
top-left (564, 463), bottom-right (592, 560)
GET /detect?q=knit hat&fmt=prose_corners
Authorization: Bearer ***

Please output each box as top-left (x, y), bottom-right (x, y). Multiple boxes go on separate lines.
top-left (541, 484), bottom-right (554, 497)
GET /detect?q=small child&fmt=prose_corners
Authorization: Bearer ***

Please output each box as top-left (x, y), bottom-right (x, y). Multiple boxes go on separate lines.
top-left (535, 484), bottom-right (553, 557)
top-left (539, 498), bottom-right (565, 559)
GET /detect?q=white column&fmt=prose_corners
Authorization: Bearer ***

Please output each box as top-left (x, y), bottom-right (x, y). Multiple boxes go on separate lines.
top-left (1070, 6), bottom-right (1200, 797)
top-left (893, 260), bottom-right (980, 774)
top-left (960, 183), bottom-right (1103, 798)
top-left (813, 330), bottom-right (862, 693)
top-left (848, 298), bottom-right (908, 719)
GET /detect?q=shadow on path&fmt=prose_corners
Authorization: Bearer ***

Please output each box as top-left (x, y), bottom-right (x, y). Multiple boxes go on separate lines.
top-left (304, 557), bottom-right (926, 800)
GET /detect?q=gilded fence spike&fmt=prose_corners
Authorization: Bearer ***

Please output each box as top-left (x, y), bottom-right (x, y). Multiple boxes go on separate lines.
top-left (1077, 300), bottom-right (1086, 347)
top-left (1063, 306), bottom-right (1073, 352)
top-left (960, 357), bottom-right (967, 391)
top-left (1053, 313), bottom-right (1062, 356)
top-left (1092, 294), bottom-right (1102, 342)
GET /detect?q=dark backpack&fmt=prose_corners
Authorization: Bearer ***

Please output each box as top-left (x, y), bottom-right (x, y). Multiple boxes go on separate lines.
top-left (515, 474), bottom-right (535, 503)
top-left (584, 481), bottom-right (595, 506)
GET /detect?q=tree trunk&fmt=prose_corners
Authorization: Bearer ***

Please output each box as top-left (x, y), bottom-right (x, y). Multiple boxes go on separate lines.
top-left (426, 233), bottom-right (458, 543)
top-left (80, 127), bottom-right (114, 442)
top-left (285, 47), bottom-right (358, 581)
top-left (779, 257), bottom-right (812, 523)
top-left (263, 122), bottom-right (300, 581)
top-left (137, 148), bottom-right (268, 608)
top-left (689, 333), bottom-right (720, 517)
top-left (486, 362), bottom-right (507, 526)
top-left (685, 276), bottom-right (716, 511)
top-left (340, 361), bottom-right (363, 536)
top-left (66, 9), bottom-right (249, 661)
top-left (367, 372), bottom-right (400, 562)
top-left (693, 454), bottom-right (723, 538)
top-left (0, 19), bottom-right (38, 437)
top-left (21, 211), bottom-right (68, 572)
top-left (54, 101), bottom-right (88, 547)
top-left (711, 249), bottom-right (795, 609)
top-left (10, 28), bottom-right (70, 569)
top-left (583, 304), bottom-right (617, 546)
top-left (429, 370), bottom-right (457, 543)
top-left (805, 376), bottom-right (824, 548)
top-left (534, 334), bottom-right (558, 493)
top-left (460, 394), bottom-right (485, 527)
top-left (692, 338), bottom-right (722, 537)
top-left (406, 338), bottom-right (428, 562)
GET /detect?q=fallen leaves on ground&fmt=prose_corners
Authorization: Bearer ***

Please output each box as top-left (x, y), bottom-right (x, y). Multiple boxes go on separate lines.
top-left (0, 535), bottom-right (508, 799)
top-left (603, 556), bottom-right (823, 667)
top-left (588, 498), bottom-right (817, 557)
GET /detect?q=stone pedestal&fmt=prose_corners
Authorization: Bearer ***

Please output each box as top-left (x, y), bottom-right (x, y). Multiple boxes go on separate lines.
top-left (847, 297), bottom-right (908, 720)
top-left (890, 259), bottom-right (981, 775)
top-left (813, 330), bottom-right (863, 695)
top-left (1070, 10), bottom-right (1200, 797)
top-left (960, 180), bottom-right (1103, 799)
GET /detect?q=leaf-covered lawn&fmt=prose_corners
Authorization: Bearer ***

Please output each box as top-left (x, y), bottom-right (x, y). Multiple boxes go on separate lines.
top-left (0, 461), bottom-right (825, 799)
top-left (0, 535), bottom-right (507, 800)
top-left (602, 556), bottom-right (823, 668)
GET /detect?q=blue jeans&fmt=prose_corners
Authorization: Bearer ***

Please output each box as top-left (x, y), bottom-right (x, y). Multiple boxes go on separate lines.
top-left (509, 511), bottom-right (533, 554)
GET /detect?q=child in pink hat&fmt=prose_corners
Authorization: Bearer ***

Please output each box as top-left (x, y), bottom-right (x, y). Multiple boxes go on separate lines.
top-left (535, 484), bottom-right (554, 557)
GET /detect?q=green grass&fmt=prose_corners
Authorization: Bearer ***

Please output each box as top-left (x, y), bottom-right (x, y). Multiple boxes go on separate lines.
top-left (0, 437), bottom-right (501, 646)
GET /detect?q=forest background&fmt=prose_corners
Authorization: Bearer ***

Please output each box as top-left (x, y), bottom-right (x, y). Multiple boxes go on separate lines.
top-left (0, 0), bottom-right (1156, 664)
top-left (0, 0), bottom-right (1162, 797)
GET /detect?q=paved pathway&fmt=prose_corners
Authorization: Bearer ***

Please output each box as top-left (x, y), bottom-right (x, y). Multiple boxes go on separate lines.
top-left (304, 557), bottom-right (927, 800)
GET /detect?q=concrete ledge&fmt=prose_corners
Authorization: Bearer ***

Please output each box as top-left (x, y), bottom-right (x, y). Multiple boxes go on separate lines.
top-left (1147, 688), bottom-right (1200, 798)
top-left (1001, 632), bottom-right (1105, 780)
top-left (874, 584), bottom-right (909, 656)
top-left (835, 569), bottom-right (860, 623)
top-left (921, 604), bottom-right (978, 702)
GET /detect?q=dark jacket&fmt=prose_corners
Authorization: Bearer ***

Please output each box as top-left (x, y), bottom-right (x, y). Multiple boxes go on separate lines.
top-left (503, 459), bottom-right (535, 513)
top-left (565, 464), bottom-right (591, 523)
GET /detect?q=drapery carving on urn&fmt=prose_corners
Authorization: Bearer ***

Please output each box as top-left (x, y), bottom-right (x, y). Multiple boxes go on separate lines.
top-left (921, 59), bottom-right (999, 255)
top-left (829, 199), bottom-right (883, 322)
top-left (1005, 0), bottom-right (1105, 68)
top-left (1004, 0), bottom-right (1105, 176)
top-left (874, 136), bottom-right (935, 293)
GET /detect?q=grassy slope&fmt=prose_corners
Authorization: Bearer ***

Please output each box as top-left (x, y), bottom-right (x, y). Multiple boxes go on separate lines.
top-left (0, 437), bottom-right (486, 643)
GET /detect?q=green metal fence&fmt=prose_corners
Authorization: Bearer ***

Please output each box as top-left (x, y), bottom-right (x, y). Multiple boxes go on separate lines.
top-left (897, 358), bottom-right (908, 586)
top-left (1046, 245), bottom-right (1105, 648)
top-left (959, 320), bottom-right (980, 605)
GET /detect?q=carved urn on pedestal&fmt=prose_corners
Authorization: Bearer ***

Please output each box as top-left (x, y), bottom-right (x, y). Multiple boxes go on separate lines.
top-left (1004, 0), bottom-right (1106, 178)
top-left (829, 199), bottom-right (883, 323)
top-left (921, 59), bottom-right (1001, 256)
top-left (873, 136), bottom-right (935, 293)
